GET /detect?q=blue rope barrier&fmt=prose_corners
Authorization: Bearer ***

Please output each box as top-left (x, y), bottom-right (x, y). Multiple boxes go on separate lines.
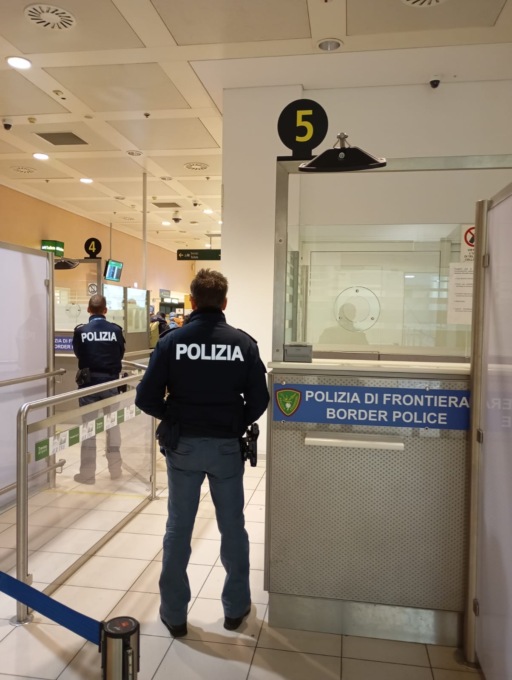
top-left (0, 571), bottom-right (101, 645)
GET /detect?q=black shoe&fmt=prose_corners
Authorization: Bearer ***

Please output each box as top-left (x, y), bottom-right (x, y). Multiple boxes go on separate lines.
top-left (224, 604), bottom-right (251, 631)
top-left (160, 617), bottom-right (187, 638)
top-left (74, 473), bottom-right (95, 485)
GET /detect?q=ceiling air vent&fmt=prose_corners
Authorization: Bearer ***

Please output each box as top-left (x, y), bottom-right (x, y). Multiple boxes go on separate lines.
top-left (11, 166), bottom-right (36, 174)
top-left (401, 0), bottom-right (448, 6)
top-left (24, 5), bottom-right (76, 29)
top-left (152, 202), bottom-right (181, 209)
top-left (36, 132), bottom-right (87, 146)
top-left (184, 162), bottom-right (209, 171)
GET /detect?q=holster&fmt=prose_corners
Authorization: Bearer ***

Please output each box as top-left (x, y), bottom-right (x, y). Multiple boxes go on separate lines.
top-left (156, 420), bottom-right (180, 451)
top-left (75, 367), bottom-right (91, 387)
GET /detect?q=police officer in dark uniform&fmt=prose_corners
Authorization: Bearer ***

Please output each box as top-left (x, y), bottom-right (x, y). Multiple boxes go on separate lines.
top-left (73, 294), bottom-right (125, 484)
top-left (135, 269), bottom-right (269, 638)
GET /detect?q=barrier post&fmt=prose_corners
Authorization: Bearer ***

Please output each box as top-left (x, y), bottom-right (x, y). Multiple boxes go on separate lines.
top-left (101, 617), bottom-right (140, 680)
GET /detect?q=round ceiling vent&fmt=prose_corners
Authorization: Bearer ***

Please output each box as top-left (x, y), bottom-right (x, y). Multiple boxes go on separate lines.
top-left (11, 165), bottom-right (35, 174)
top-left (401, 0), bottom-right (448, 6)
top-left (184, 162), bottom-right (209, 171)
top-left (24, 5), bottom-right (76, 29)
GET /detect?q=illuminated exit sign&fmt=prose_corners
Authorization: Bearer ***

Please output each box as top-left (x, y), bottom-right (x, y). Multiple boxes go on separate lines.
top-left (177, 249), bottom-right (221, 261)
top-left (41, 240), bottom-right (64, 255)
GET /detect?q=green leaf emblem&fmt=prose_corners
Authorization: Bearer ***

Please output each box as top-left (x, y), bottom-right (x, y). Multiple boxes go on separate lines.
top-left (276, 389), bottom-right (301, 417)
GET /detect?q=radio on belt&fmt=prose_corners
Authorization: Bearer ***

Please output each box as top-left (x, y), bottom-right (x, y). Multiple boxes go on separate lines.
top-left (284, 343), bottom-right (312, 363)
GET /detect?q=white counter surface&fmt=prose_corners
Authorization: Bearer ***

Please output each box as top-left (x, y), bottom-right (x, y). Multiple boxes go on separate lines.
top-left (268, 359), bottom-right (470, 376)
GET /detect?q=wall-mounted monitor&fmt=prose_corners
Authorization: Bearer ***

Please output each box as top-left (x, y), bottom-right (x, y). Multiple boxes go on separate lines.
top-left (104, 259), bottom-right (123, 282)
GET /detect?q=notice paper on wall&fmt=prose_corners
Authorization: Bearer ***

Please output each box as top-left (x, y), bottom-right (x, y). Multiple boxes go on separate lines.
top-left (447, 263), bottom-right (473, 325)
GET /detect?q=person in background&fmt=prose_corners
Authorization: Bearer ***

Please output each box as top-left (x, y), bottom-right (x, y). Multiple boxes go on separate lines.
top-left (150, 311), bottom-right (169, 348)
top-left (135, 269), bottom-right (269, 638)
top-left (72, 294), bottom-right (125, 484)
top-left (168, 312), bottom-right (179, 330)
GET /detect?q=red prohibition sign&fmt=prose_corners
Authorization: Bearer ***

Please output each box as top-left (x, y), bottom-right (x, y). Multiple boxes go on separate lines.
top-left (464, 227), bottom-right (475, 248)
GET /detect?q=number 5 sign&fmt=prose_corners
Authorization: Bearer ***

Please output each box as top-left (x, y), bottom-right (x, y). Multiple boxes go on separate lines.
top-left (278, 99), bottom-right (328, 160)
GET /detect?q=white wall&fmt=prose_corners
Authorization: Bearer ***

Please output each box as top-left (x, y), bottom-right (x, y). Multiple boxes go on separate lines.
top-left (222, 85), bottom-right (302, 362)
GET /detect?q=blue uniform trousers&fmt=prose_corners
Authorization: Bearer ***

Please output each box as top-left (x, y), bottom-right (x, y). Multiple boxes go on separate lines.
top-left (78, 384), bottom-right (122, 477)
top-left (160, 436), bottom-right (250, 626)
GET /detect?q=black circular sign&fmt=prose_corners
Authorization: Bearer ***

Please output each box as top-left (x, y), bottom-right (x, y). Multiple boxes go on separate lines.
top-left (277, 99), bottom-right (328, 159)
top-left (84, 237), bottom-right (102, 258)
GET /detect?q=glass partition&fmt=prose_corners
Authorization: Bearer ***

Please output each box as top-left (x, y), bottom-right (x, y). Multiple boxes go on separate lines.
top-left (104, 283), bottom-right (125, 327)
top-left (0, 376), bottom-right (159, 594)
top-left (126, 287), bottom-right (148, 333)
top-left (285, 222), bottom-right (472, 358)
top-left (54, 260), bottom-right (101, 331)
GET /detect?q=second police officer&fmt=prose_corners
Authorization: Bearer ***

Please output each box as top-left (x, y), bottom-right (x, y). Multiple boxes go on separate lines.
top-left (136, 269), bottom-right (269, 638)
top-left (73, 294), bottom-right (125, 484)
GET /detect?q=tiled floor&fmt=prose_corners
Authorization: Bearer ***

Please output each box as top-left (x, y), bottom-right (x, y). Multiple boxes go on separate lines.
top-left (0, 457), bottom-right (483, 679)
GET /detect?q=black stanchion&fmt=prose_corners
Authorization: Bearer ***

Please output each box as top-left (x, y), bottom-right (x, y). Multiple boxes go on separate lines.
top-left (101, 616), bottom-right (140, 680)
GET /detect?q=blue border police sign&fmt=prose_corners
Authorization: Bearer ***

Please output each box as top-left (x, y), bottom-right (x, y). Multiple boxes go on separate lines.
top-left (274, 385), bottom-right (470, 430)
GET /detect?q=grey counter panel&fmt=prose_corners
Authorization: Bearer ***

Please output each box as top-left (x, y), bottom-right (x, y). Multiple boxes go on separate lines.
top-left (267, 372), bottom-right (469, 616)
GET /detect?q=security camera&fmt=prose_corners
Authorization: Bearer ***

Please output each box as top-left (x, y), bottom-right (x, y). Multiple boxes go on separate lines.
top-left (2, 119), bottom-right (12, 131)
top-left (429, 78), bottom-right (440, 89)
top-left (172, 211), bottom-right (182, 224)
top-left (192, 200), bottom-right (199, 207)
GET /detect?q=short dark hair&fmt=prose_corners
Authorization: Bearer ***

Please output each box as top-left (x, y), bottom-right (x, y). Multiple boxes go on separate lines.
top-left (190, 269), bottom-right (228, 310)
top-left (88, 294), bottom-right (107, 315)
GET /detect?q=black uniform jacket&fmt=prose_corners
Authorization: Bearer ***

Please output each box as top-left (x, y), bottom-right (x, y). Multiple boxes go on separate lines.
top-left (135, 309), bottom-right (269, 439)
top-left (73, 314), bottom-right (125, 376)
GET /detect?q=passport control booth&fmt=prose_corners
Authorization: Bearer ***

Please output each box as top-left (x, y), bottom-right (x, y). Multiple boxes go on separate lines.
top-left (264, 99), bottom-right (512, 666)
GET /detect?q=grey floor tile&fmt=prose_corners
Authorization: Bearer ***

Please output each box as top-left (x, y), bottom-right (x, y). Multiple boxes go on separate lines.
top-left (343, 635), bottom-right (429, 666)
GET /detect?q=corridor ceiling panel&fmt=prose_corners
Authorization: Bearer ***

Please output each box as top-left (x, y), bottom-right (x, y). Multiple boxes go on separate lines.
top-left (347, 0), bottom-right (508, 35)
top-left (151, 0), bottom-right (311, 45)
top-left (0, 0), bottom-right (144, 52)
top-left (0, 72), bottom-right (68, 116)
top-left (44, 64), bottom-right (191, 112)
top-left (107, 119), bottom-right (218, 151)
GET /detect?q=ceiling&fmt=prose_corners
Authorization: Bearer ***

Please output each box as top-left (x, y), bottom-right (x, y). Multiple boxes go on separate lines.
top-left (0, 0), bottom-right (511, 253)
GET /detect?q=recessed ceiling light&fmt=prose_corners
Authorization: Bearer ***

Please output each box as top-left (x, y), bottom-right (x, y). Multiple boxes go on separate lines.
top-left (162, 221), bottom-right (171, 226)
top-left (203, 209), bottom-right (213, 215)
top-left (80, 178), bottom-right (93, 184)
top-left (184, 162), bottom-right (209, 171)
top-left (33, 153), bottom-right (49, 160)
top-left (6, 56), bottom-right (32, 69)
top-left (317, 38), bottom-right (343, 52)
top-left (218, 220), bottom-right (223, 225)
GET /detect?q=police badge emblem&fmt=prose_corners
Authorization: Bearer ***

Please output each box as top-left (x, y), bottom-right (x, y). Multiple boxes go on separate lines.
top-left (275, 389), bottom-right (301, 417)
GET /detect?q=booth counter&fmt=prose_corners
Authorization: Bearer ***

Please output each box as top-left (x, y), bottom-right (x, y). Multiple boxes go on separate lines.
top-left (265, 359), bottom-right (470, 646)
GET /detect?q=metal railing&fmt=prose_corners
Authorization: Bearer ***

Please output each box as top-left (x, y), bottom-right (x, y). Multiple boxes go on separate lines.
top-left (16, 369), bottom-right (157, 623)
top-left (0, 368), bottom-right (67, 498)
top-left (0, 368), bottom-right (66, 389)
